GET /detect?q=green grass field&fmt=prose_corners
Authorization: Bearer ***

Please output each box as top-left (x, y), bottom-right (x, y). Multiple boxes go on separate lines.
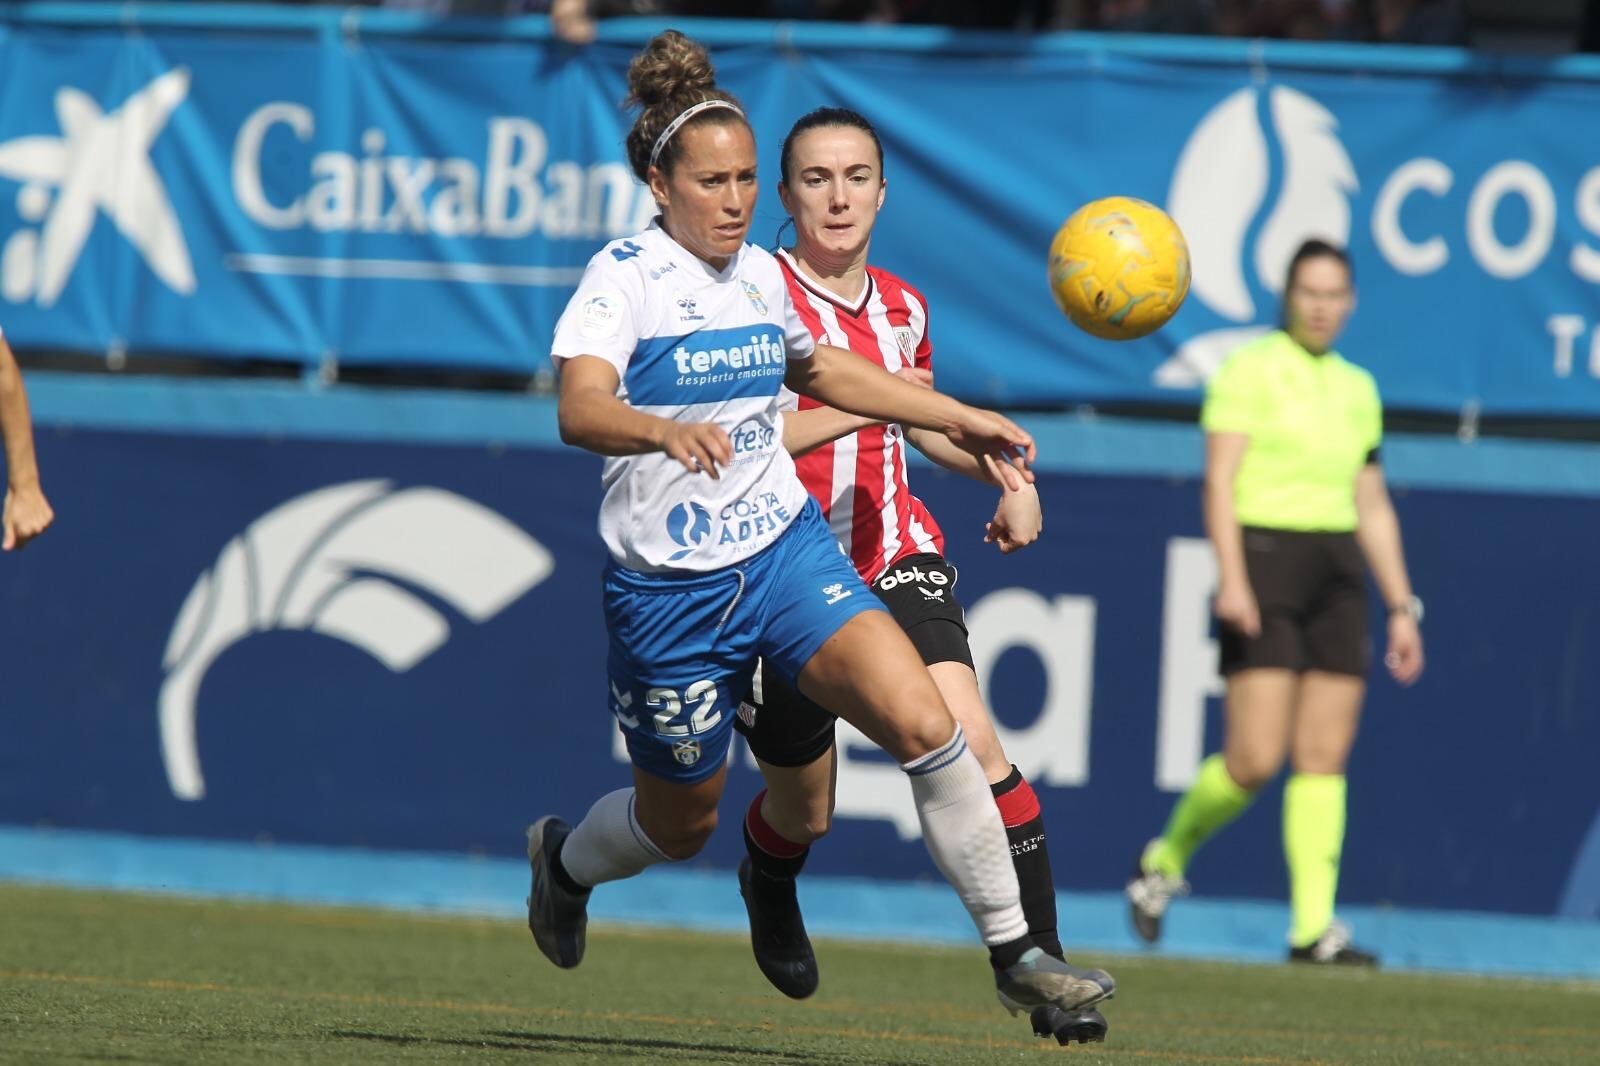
top-left (2, 883), bottom-right (1597, 1066)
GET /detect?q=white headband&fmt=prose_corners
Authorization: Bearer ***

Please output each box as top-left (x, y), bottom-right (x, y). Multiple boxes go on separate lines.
top-left (648, 99), bottom-right (746, 172)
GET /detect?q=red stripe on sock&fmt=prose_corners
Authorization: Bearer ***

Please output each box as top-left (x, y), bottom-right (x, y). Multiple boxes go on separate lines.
top-left (993, 775), bottom-right (1041, 828)
top-left (745, 790), bottom-right (808, 859)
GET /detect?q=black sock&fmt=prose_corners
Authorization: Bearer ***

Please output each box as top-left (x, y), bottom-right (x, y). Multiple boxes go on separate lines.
top-left (987, 933), bottom-right (1034, 971)
top-left (992, 766), bottom-right (1063, 960)
top-left (743, 821), bottom-right (809, 881)
top-left (549, 839), bottom-right (591, 897)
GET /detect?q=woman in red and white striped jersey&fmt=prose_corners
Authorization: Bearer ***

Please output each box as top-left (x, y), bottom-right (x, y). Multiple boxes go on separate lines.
top-left (731, 110), bottom-right (1110, 1038)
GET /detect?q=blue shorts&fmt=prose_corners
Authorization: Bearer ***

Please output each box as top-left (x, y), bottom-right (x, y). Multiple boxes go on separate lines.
top-left (603, 496), bottom-right (882, 783)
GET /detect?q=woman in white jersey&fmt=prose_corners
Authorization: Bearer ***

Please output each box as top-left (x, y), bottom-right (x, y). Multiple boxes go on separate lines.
top-left (726, 108), bottom-right (1111, 1046)
top-left (526, 30), bottom-right (1113, 1023)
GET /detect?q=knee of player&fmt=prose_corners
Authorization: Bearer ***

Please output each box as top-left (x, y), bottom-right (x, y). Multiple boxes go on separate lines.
top-left (760, 793), bottom-right (832, 845)
top-left (1224, 752), bottom-right (1279, 792)
top-left (654, 809), bottom-right (719, 860)
top-left (797, 803), bottom-right (833, 844)
top-left (881, 703), bottom-right (961, 764)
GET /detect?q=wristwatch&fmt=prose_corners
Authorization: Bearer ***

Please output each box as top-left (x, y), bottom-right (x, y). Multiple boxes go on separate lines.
top-left (1388, 595), bottom-right (1424, 623)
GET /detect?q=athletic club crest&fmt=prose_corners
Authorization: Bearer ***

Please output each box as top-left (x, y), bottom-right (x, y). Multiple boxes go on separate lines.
top-left (741, 281), bottom-right (768, 315)
top-left (893, 326), bottom-right (915, 361)
top-left (672, 738), bottom-right (702, 766)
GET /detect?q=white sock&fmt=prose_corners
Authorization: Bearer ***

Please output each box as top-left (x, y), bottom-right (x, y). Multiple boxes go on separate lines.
top-left (902, 726), bottom-right (1029, 946)
top-left (558, 788), bottom-right (672, 889)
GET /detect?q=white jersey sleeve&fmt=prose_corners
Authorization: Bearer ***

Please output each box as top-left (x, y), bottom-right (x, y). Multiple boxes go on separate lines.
top-left (550, 250), bottom-right (645, 377)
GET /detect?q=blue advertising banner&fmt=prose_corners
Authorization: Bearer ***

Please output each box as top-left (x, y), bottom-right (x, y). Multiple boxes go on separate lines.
top-left (3, 419), bottom-right (1598, 920)
top-left (1, 8), bottom-right (1600, 414)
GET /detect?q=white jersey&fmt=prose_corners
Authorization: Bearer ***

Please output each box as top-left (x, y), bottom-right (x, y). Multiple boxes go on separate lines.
top-left (551, 220), bottom-right (818, 573)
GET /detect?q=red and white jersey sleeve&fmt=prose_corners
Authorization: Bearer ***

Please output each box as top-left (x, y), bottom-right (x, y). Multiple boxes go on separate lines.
top-left (777, 249), bottom-right (945, 583)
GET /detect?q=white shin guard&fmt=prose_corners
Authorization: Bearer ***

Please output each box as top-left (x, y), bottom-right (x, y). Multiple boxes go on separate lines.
top-left (902, 727), bottom-right (1029, 946)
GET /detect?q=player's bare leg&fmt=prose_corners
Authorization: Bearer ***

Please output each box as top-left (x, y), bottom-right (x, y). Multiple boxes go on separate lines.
top-left (1129, 669), bottom-right (1294, 944)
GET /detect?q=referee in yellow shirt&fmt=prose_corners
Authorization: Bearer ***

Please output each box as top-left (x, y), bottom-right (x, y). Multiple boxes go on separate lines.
top-left (1127, 239), bottom-right (1424, 965)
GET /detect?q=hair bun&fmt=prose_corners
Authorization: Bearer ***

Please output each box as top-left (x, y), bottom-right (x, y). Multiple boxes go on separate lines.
top-left (625, 30), bottom-right (717, 111)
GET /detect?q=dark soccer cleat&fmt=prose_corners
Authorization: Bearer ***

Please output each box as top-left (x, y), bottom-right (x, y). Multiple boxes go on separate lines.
top-left (996, 947), bottom-right (1115, 1016)
top-left (526, 817), bottom-right (589, 969)
top-left (1126, 840), bottom-right (1189, 945)
top-left (1288, 920), bottom-right (1379, 967)
top-left (1030, 1005), bottom-right (1110, 1045)
top-left (737, 857), bottom-right (819, 999)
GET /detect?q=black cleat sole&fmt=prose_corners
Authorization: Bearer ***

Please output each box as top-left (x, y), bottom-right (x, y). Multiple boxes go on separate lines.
top-left (1031, 1005), bottom-right (1109, 1045)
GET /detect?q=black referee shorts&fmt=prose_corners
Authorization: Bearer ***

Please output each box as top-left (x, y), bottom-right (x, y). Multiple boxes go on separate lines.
top-left (1220, 527), bottom-right (1370, 678)
top-left (733, 552), bottom-right (973, 767)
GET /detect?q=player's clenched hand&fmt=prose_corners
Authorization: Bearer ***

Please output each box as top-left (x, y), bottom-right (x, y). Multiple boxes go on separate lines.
top-left (1385, 614), bottom-right (1424, 687)
top-left (984, 482), bottom-right (1041, 554)
top-left (895, 367), bottom-right (933, 390)
top-left (945, 406), bottom-right (1036, 486)
top-left (661, 422), bottom-right (732, 479)
top-left (1214, 579), bottom-right (1260, 638)
top-left (2, 484), bottom-right (53, 551)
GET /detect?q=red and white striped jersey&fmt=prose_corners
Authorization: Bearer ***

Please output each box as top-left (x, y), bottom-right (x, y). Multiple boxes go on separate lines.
top-left (777, 249), bottom-right (945, 583)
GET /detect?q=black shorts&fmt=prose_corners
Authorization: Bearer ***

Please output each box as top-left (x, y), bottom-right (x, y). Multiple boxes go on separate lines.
top-left (732, 552), bottom-right (973, 767)
top-left (1220, 527), bottom-right (1370, 678)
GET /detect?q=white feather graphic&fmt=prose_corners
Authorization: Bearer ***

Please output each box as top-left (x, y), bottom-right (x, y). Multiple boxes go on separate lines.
top-left (1255, 87), bottom-right (1359, 296)
top-left (1167, 88), bottom-right (1269, 324)
top-left (159, 481), bottom-right (552, 800)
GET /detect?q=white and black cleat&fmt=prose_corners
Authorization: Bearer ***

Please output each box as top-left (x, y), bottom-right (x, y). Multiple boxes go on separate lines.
top-left (1126, 840), bottom-right (1189, 945)
top-left (996, 948), bottom-right (1116, 1016)
top-left (1288, 920), bottom-right (1378, 967)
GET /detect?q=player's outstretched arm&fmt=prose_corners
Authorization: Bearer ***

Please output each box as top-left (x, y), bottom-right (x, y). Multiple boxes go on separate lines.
top-left (905, 428), bottom-right (1024, 486)
top-left (0, 336), bottom-right (52, 551)
top-left (783, 407), bottom-right (878, 458)
top-left (558, 355), bottom-right (732, 478)
top-left (786, 345), bottom-right (1035, 484)
top-left (783, 368), bottom-right (933, 458)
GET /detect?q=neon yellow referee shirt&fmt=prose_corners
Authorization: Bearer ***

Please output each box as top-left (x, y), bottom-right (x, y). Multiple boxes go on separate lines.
top-left (1201, 330), bottom-right (1382, 533)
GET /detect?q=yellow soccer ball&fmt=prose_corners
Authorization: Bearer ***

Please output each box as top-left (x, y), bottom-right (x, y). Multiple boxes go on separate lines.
top-left (1048, 196), bottom-right (1190, 341)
